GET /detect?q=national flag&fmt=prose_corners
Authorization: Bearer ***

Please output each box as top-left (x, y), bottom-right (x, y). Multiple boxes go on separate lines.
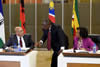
top-left (20, 0), bottom-right (26, 33)
top-left (0, 0), bottom-right (5, 48)
top-left (72, 0), bottom-right (80, 37)
top-left (49, 0), bottom-right (55, 23)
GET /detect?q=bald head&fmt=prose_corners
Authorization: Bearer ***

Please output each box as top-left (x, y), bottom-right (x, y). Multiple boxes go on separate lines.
top-left (42, 20), bottom-right (51, 30)
top-left (15, 26), bottom-right (24, 37)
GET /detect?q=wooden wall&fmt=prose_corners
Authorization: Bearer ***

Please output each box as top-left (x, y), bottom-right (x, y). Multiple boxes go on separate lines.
top-left (3, 0), bottom-right (42, 4)
top-left (3, 3), bottom-right (100, 48)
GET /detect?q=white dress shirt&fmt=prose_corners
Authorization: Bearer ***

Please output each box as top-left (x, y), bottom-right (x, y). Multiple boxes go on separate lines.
top-left (17, 36), bottom-right (26, 48)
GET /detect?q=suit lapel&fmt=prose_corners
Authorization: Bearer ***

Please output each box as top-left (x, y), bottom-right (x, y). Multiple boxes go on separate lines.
top-left (15, 35), bottom-right (18, 45)
top-left (23, 35), bottom-right (27, 46)
top-left (51, 24), bottom-right (56, 36)
top-left (51, 24), bottom-right (54, 34)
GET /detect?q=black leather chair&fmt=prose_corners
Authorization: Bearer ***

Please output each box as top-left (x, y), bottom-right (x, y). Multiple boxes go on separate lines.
top-left (88, 34), bottom-right (100, 50)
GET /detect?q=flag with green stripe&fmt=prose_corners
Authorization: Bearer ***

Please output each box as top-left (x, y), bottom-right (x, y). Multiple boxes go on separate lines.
top-left (0, 0), bottom-right (5, 48)
top-left (72, 0), bottom-right (80, 38)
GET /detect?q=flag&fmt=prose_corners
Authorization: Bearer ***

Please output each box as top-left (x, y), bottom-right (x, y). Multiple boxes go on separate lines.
top-left (0, 0), bottom-right (5, 48)
top-left (20, 0), bottom-right (26, 33)
top-left (72, 0), bottom-right (80, 37)
top-left (49, 0), bottom-right (55, 23)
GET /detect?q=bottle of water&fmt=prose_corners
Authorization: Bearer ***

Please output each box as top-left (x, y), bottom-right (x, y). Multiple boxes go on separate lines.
top-left (13, 43), bottom-right (18, 52)
top-left (18, 43), bottom-right (21, 52)
top-left (93, 44), bottom-right (96, 54)
top-left (14, 43), bottom-right (21, 52)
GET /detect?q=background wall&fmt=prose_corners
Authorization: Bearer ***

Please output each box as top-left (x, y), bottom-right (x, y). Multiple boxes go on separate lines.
top-left (3, 0), bottom-right (42, 4)
top-left (2, 2), bottom-right (100, 48)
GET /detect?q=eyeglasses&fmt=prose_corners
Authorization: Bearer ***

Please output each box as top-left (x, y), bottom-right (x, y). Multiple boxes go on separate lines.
top-left (16, 30), bottom-right (23, 33)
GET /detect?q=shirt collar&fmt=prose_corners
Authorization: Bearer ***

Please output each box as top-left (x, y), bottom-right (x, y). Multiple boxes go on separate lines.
top-left (49, 25), bottom-right (51, 32)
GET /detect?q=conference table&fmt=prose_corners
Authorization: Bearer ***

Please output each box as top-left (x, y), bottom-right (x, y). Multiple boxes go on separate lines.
top-left (0, 50), bottom-right (37, 67)
top-left (58, 52), bottom-right (100, 67)
top-left (2, 48), bottom-right (100, 67)
top-left (0, 48), bottom-right (52, 67)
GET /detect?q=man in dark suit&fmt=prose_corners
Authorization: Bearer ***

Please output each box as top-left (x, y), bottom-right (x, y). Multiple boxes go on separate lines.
top-left (5, 26), bottom-right (34, 49)
top-left (36, 20), bottom-right (69, 67)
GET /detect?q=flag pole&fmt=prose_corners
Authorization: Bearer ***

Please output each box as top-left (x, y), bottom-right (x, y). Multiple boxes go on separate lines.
top-left (62, 0), bottom-right (64, 30)
top-left (9, 0), bottom-right (12, 35)
top-left (35, 0), bottom-right (37, 43)
top-left (90, 0), bottom-right (92, 34)
top-left (30, 0), bottom-right (32, 4)
top-left (15, 0), bottom-right (16, 4)
top-left (78, 0), bottom-right (80, 3)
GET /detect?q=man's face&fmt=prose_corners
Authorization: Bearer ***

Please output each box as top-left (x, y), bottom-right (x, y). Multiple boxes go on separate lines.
top-left (15, 28), bottom-right (24, 37)
top-left (42, 24), bottom-right (50, 30)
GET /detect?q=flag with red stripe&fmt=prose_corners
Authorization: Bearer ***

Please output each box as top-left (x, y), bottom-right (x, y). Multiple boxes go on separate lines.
top-left (20, 0), bottom-right (26, 33)
top-left (49, 0), bottom-right (55, 23)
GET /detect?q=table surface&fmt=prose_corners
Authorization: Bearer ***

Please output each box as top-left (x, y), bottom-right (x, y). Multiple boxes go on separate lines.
top-left (0, 48), bottom-right (48, 56)
top-left (0, 49), bottom-right (32, 56)
top-left (63, 52), bottom-right (100, 58)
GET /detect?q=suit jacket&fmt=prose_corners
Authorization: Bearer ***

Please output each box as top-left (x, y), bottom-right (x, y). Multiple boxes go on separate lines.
top-left (5, 34), bottom-right (34, 49)
top-left (41, 23), bottom-right (69, 52)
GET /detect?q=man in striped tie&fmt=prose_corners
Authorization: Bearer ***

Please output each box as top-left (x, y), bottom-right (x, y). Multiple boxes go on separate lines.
top-left (36, 19), bottom-right (69, 67)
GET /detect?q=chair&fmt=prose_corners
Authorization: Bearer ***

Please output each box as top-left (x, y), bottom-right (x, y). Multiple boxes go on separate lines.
top-left (88, 34), bottom-right (100, 50)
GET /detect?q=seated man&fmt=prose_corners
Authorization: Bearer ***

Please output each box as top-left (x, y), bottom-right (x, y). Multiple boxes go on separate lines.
top-left (5, 26), bottom-right (34, 49)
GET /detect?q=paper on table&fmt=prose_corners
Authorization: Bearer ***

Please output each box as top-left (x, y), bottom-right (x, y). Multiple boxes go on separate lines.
top-left (96, 50), bottom-right (100, 54)
top-left (0, 49), bottom-right (3, 52)
top-left (63, 49), bottom-right (74, 53)
top-left (13, 48), bottom-right (30, 52)
top-left (21, 48), bottom-right (30, 50)
top-left (63, 49), bottom-right (89, 53)
top-left (75, 50), bottom-right (88, 53)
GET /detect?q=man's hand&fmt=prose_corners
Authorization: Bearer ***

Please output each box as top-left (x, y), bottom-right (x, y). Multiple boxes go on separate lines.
top-left (35, 42), bottom-right (41, 47)
top-left (7, 47), bottom-right (14, 51)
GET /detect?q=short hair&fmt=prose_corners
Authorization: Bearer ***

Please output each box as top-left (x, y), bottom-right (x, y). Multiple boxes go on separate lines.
top-left (77, 27), bottom-right (88, 38)
top-left (15, 26), bottom-right (22, 31)
top-left (42, 20), bottom-right (49, 25)
top-left (42, 19), bottom-right (52, 25)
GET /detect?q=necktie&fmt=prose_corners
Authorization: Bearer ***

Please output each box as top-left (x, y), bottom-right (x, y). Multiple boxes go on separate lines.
top-left (47, 31), bottom-right (51, 50)
top-left (20, 37), bottom-right (23, 47)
